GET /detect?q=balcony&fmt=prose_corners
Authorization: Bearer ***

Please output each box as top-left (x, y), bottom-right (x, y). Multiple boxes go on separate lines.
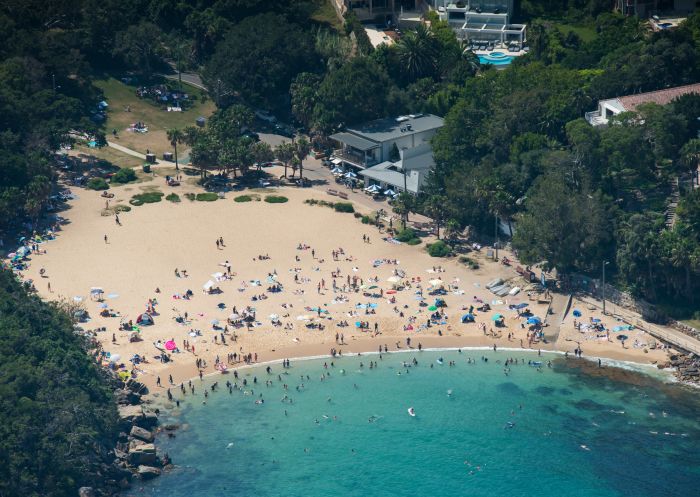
top-left (333, 149), bottom-right (379, 169)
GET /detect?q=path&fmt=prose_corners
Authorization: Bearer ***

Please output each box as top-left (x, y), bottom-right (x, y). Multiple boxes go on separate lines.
top-left (543, 292), bottom-right (571, 343)
top-left (578, 294), bottom-right (700, 356)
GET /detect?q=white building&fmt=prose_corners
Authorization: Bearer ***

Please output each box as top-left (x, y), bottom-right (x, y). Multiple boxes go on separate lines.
top-left (437, 1), bottom-right (526, 47)
top-left (329, 113), bottom-right (444, 194)
top-left (585, 83), bottom-right (700, 126)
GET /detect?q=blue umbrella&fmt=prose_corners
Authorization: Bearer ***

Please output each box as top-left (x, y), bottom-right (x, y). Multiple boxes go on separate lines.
top-left (461, 314), bottom-right (475, 323)
top-left (491, 313), bottom-right (504, 321)
top-left (527, 317), bottom-right (542, 325)
top-left (572, 309), bottom-right (582, 317)
top-left (512, 303), bottom-right (528, 310)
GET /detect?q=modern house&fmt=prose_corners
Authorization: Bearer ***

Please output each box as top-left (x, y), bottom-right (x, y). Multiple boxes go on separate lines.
top-left (437, 1), bottom-right (526, 46)
top-left (329, 113), bottom-right (444, 194)
top-left (585, 83), bottom-right (700, 126)
top-left (615, 0), bottom-right (696, 18)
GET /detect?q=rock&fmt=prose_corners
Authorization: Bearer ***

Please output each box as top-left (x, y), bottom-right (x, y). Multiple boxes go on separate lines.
top-left (118, 404), bottom-right (144, 424)
top-left (163, 423), bottom-right (180, 431)
top-left (129, 438), bottom-right (146, 451)
top-left (137, 465), bottom-right (161, 480)
top-left (78, 487), bottom-right (95, 497)
top-left (127, 443), bottom-right (156, 466)
top-left (130, 426), bottom-right (154, 443)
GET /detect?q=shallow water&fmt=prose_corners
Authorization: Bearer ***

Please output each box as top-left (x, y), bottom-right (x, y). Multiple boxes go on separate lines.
top-left (130, 351), bottom-right (700, 497)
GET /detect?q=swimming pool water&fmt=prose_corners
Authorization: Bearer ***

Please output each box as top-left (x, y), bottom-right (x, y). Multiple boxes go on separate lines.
top-left (478, 52), bottom-right (514, 65)
top-left (130, 351), bottom-right (700, 497)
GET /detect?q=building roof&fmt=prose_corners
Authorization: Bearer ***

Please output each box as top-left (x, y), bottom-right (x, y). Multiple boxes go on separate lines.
top-left (328, 132), bottom-right (379, 151)
top-left (400, 144), bottom-right (435, 171)
top-left (617, 83), bottom-right (700, 113)
top-left (360, 162), bottom-right (423, 193)
top-left (345, 114), bottom-right (444, 143)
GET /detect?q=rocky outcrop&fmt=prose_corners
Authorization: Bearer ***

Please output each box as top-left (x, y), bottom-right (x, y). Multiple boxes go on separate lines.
top-left (78, 487), bottom-right (95, 497)
top-left (669, 353), bottom-right (700, 384)
top-left (137, 465), bottom-right (162, 479)
top-left (130, 425), bottom-right (155, 443)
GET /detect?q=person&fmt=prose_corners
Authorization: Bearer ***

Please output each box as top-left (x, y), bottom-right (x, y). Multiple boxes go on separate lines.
top-left (104, 234), bottom-right (108, 244)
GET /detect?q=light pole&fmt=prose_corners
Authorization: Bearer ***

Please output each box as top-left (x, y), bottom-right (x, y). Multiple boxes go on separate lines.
top-left (602, 260), bottom-right (610, 315)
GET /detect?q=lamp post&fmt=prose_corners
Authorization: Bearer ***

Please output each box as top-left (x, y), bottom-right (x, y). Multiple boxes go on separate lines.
top-left (602, 260), bottom-right (610, 315)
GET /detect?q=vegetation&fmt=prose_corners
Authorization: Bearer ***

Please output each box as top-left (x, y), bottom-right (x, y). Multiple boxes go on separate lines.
top-left (234, 195), bottom-right (254, 202)
top-left (459, 256), bottom-right (480, 270)
top-left (184, 193), bottom-right (196, 201)
top-left (87, 178), bottom-right (110, 190)
top-left (427, 240), bottom-right (451, 258)
top-left (110, 167), bottom-right (137, 184)
top-left (196, 192), bottom-right (218, 201)
top-left (333, 202), bottom-right (354, 213)
top-left (264, 195), bottom-right (289, 204)
top-left (396, 228), bottom-right (421, 245)
top-left (0, 269), bottom-right (119, 496)
top-left (130, 191), bottom-right (164, 205)
top-left (165, 193), bottom-right (181, 202)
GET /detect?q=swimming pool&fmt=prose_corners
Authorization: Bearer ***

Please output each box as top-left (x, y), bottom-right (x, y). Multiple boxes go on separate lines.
top-left (478, 51), bottom-right (514, 66)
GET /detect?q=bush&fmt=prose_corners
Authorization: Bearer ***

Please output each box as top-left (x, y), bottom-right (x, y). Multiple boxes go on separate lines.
top-left (427, 240), bottom-right (451, 257)
top-left (114, 204), bottom-right (131, 213)
top-left (407, 238), bottom-right (422, 245)
top-left (166, 193), bottom-right (180, 203)
top-left (129, 191), bottom-right (164, 206)
top-left (353, 212), bottom-right (363, 218)
top-left (184, 193), bottom-right (195, 201)
top-left (196, 192), bottom-right (219, 202)
top-left (396, 228), bottom-right (417, 243)
top-left (334, 202), bottom-right (354, 213)
top-left (142, 164), bottom-right (151, 173)
top-left (111, 168), bottom-right (137, 184)
top-left (235, 195), bottom-right (253, 202)
top-left (459, 255), bottom-right (479, 269)
top-left (87, 177), bottom-right (109, 190)
top-left (265, 195), bottom-right (288, 203)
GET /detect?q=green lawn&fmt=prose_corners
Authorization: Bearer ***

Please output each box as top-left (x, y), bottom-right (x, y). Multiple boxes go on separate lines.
top-left (311, 0), bottom-right (344, 31)
top-left (73, 144), bottom-right (142, 169)
top-left (547, 21), bottom-right (597, 43)
top-left (95, 77), bottom-right (216, 158)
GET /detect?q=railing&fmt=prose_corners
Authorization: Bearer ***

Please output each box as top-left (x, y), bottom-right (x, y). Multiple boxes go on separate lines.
top-left (333, 149), bottom-right (378, 168)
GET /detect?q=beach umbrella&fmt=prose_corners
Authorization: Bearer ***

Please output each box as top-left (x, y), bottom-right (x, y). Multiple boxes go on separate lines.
top-left (428, 305), bottom-right (438, 311)
top-left (387, 276), bottom-right (401, 283)
top-left (229, 313), bottom-right (240, 320)
top-left (118, 371), bottom-right (131, 380)
top-left (331, 167), bottom-right (344, 174)
top-left (355, 321), bottom-right (362, 328)
top-left (344, 171), bottom-right (357, 179)
top-left (461, 313), bottom-right (475, 322)
top-left (384, 189), bottom-right (396, 196)
top-left (210, 318), bottom-right (219, 325)
top-left (165, 340), bottom-right (177, 351)
top-left (108, 353), bottom-right (121, 363)
top-left (616, 334), bottom-right (628, 341)
top-left (269, 314), bottom-right (279, 320)
top-left (527, 317), bottom-right (542, 325)
top-left (244, 314), bottom-right (255, 323)
top-left (513, 303), bottom-right (528, 310)
top-left (491, 313), bottom-right (504, 321)
top-left (98, 303), bottom-right (109, 309)
top-left (429, 279), bottom-right (443, 287)
top-left (572, 309), bottom-right (582, 317)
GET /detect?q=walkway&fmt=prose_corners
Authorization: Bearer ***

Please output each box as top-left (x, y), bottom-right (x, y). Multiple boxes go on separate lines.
top-left (578, 294), bottom-right (700, 356)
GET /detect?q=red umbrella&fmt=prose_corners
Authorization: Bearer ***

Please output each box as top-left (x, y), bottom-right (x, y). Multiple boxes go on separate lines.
top-left (165, 340), bottom-right (177, 351)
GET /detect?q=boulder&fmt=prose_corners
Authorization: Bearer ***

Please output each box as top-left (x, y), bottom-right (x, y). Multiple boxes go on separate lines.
top-left (127, 443), bottom-right (156, 466)
top-left (118, 405), bottom-right (144, 424)
top-left (137, 465), bottom-right (161, 480)
top-left (130, 426), bottom-right (154, 443)
top-left (78, 487), bottom-right (95, 497)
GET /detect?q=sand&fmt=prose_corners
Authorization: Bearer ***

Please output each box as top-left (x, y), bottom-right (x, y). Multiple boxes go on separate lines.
top-left (16, 178), bottom-right (668, 395)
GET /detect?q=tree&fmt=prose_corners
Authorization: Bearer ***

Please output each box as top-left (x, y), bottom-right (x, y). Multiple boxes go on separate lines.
top-left (250, 141), bottom-right (273, 170)
top-left (395, 24), bottom-right (439, 83)
top-left (275, 142), bottom-right (295, 178)
top-left (166, 128), bottom-right (184, 170)
top-left (424, 194), bottom-right (449, 239)
top-left (113, 22), bottom-right (163, 79)
top-left (290, 72), bottom-right (321, 128)
top-left (392, 192), bottom-right (414, 228)
top-left (294, 137), bottom-right (312, 181)
top-left (312, 57), bottom-right (396, 132)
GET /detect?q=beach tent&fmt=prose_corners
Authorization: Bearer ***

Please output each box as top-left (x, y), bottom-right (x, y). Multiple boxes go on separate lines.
top-left (344, 171), bottom-right (358, 179)
top-left (90, 287), bottom-right (104, 300)
top-left (136, 313), bottom-right (154, 325)
top-left (461, 314), bottom-right (475, 323)
top-left (366, 184), bottom-right (381, 193)
top-left (491, 313), bottom-right (504, 321)
top-left (429, 279), bottom-right (443, 287)
top-left (527, 317), bottom-right (542, 325)
top-left (384, 189), bottom-right (396, 196)
top-left (203, 280), bottom-right (215, 292)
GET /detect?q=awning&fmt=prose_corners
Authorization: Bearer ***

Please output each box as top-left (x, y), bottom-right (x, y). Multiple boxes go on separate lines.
top-left (329, 132), bottom-right (379, 151)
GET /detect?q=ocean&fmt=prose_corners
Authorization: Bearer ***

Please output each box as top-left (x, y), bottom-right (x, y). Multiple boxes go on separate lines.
top-left (129, 350), bottom-right (700, 497)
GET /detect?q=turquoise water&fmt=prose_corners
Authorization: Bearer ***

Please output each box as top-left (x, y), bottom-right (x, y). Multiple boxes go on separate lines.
top-left (131, 351), bottom-right (700, 497)
top-left (478, 52), bottom-right (514, 65)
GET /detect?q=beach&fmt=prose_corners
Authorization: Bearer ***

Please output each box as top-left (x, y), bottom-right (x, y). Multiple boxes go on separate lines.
top-left (16, 179), bottom-right (669, 396)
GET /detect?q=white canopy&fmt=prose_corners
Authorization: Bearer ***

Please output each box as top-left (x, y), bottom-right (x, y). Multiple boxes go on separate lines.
top-left (387, 276), bottom-right (401, 283)
top-left (429, 278), bottom-right (444, 286)
top-left (203, 280), bottom-right (215, 290)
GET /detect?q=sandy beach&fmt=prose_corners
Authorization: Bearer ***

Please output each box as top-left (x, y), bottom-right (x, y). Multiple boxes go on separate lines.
top-left (15, 179), bottom-right (669, 396)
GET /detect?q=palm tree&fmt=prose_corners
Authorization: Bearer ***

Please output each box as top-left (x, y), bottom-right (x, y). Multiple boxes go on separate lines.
top-left (250, 141), bottom-right (273, 171)
top-left (396, 24), bottom-right (438, 82)
top-left (275, 142), bottom-right (295, 178)
top-left (294, 137), bottom-right (312, 181)
top-left (166, 128), bottom-right (184, 171)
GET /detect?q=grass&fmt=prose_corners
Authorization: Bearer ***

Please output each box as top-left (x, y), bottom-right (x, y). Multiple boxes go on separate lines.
top-left (311, 0), bottom-right (344, 31)
top-left (130, 191), bottom-right (164, 206)
top-left (682, 319), bottom-right (700, 330)
top-left (546, 20), bottom-right (597, 43)
top-left (234, 194), bottom-right (261, 202)
top-left (95, 77), bottom-right (216, 157)
top-left (73, 144), bottom-right (142, 169)
top-left (87, 178), bottom-right (109, 190)
top-left (165, 193), bottom-right (180, 203)
top-left (264, 195), bottom-right (288, 203)
top-left (196, 192), bottom-right (218, 202)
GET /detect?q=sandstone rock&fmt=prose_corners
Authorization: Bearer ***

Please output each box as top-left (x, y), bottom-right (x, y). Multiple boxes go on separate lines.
top-left (131, 425), bottom-right (155, 443)
top-left (128, 443), bottom-right (156, 466)
top-left (118, 404), bottom-right (143, 423)
top-left (137, 465), bottom-right (161, 479)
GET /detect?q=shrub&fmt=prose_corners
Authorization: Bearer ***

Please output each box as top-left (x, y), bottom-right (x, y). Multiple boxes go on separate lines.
top-left (87, 177), bottom-right (109, 190)
top-left (334, 202), bottom-right (354, 213)
top-left (427, 240), bottom-right (451, 257)
top-left (235, 195), bottom-right (253, 202)
top-left (114, 204), bottom-right (131, 213)
top-left (184, 193), bottom-right (195, 201)
top-left (396, 228), bottom-right (417, 243)
top-left (111, 168), bottom-right (137, 184)
top-left (407, 238), bottom-right (422, 245)
top-left (166, 193), bottom-right (180, 203)
top-left (353, 212), bottom-right (363, 218)
top-left (129, 191), bottom-right (163, 206)
top-left (458, 255), bottom-right (479, 269)
top-left (142, 164), bottom-right (151, 173)
top-left (265, 195), bottom-right (288, 203)
top-left (196, 192), bottom-right (219, 202)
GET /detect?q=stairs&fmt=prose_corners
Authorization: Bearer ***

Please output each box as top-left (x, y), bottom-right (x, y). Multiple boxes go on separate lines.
top-left (664, 177), bottom-right (680, 229)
